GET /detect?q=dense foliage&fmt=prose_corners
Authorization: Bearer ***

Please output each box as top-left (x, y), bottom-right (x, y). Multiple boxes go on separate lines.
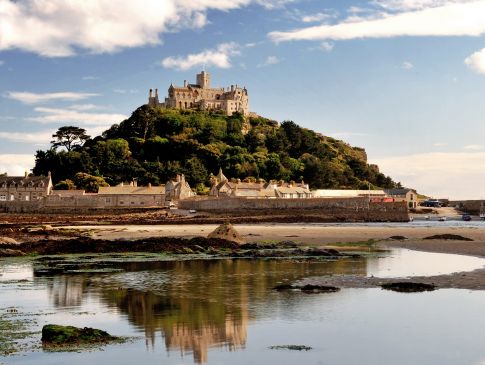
top-left (33, 105), bottom-right (399, 191)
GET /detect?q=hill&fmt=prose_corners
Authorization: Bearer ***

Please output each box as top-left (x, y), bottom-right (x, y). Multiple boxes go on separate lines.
top-left (33, 105), bottom-right (400, 192)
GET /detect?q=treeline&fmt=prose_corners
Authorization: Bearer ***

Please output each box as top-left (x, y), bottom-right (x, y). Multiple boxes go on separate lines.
top-left (33, 105), bottom-right (399, 192)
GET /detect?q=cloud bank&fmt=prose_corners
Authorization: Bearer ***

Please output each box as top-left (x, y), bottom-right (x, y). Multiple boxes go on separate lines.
top-left (4, 91), bottom-right (99, 105)
top-left (162, 43), bottom-right (241, 70)
top-left (372, 151), bottom-right (485, 199)
top-left (269, 1), bottom-right (485, 42)
top-left (0, 0), bottom-right (289, 57)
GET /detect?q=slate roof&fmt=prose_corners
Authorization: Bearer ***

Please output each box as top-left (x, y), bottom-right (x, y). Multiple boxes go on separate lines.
top-left (0, 175), bottom-right (50, 188)
top-left (384, 189), bottom-right (415, 197)
top-left (98, 185), bottom-right (165, 195)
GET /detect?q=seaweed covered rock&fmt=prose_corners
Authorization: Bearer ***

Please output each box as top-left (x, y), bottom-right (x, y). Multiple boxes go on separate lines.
top-left (273, 283), bottom-right (340, 293)
top-left (41, 324), bottom-right (117, 345)
top-left (380, 282), bottom-right (436, 293)
top-left (423, 234), bottom-right (473, 241)
top-left (208, 223), bottom-right (244, 244)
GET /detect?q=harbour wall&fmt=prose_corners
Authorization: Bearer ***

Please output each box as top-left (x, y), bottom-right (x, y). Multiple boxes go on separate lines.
top-left (179, 197), bottom-right (409, 222)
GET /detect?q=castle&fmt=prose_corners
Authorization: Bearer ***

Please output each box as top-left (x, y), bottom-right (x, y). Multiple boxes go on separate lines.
top-left (148, 71), bottom-right (249, 116)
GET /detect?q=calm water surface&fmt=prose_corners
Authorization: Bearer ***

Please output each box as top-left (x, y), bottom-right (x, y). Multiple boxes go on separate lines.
top-left (1, 249), bottom-right (485, 365)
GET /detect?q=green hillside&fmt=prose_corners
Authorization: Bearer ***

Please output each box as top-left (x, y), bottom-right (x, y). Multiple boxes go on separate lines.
top-left (33, 105), bottom-right (400, 193)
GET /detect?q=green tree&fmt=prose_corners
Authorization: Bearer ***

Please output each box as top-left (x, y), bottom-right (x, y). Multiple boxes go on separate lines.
top-left (73, 172), bottom-right (108, 193)
top-left (51, 126), bottom-right (90, 152)
top-left (54, 179), bottom-right (76, 190)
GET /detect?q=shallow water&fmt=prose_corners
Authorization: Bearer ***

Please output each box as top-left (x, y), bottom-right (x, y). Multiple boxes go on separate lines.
top-left (1, 249), bottom-right (485, 365)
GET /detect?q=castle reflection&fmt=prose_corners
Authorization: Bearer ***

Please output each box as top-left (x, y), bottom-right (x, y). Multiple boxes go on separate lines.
top-left (39, 257), bottom-right (366, 363)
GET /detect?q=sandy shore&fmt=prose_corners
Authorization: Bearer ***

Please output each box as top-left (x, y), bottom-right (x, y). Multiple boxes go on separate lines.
top-left (58, 222), bottom-right (485, 290)
top-left (66, 222), bottom-right (485, 250)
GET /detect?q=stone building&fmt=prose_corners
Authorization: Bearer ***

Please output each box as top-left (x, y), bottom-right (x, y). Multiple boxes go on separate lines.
top-left (165, 174), bottom-right (195, 201)
top-left (209, 169), bottom-right (312, 198)
top-left (384, 188), bottom-right (418, 209)
top-left (148, 71), bottom-right (250, 116)
top-left (0, 173), bottom-right (52, 202)
top-left (97, 181), bottom-right (165, 207)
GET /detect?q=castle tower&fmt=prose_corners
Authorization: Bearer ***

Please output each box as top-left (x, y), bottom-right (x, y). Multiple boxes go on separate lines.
top-left (196, 71), bottom-right (211, 89)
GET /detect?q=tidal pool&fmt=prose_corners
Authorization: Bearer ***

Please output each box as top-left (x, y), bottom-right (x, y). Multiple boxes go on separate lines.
top-left (1, 249), bottom-right (485, 365)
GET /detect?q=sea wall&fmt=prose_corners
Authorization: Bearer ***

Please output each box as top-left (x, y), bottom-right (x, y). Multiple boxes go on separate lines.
top-left (179, 197), bottom-right (409, 222)
top-left (0, 193), bottom-right (163, 214)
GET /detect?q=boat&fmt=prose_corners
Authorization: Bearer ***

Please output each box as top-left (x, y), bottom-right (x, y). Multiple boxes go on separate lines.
top-left (438, 217), bottom-right (447, 221)
top-left (462, 214), bottom-right (472, 221)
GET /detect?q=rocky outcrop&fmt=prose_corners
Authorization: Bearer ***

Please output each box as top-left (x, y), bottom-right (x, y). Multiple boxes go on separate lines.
top-left (41, 324), bottom-right (117, 345)
top-left (207, 223), bottom-right (244, 244)
top-left (380, 282), bottom-right (436, 293)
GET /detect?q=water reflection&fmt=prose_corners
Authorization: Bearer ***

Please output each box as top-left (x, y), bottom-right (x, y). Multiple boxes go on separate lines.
top-left (38, 258), bottom-right (366, 363)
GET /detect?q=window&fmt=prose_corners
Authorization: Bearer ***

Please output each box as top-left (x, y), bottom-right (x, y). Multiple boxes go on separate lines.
top-left (10, 195), bottom-right (14, 201)
top-left (0, 195), bottom-right (6, 201)
top-left (105, 197), bottom-right (111, 204)
top-left (25, 196), bottom-right (29, 201)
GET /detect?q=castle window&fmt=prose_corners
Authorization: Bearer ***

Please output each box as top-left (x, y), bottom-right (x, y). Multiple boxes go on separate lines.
top-left (0, 195), bottom-right (6, 201)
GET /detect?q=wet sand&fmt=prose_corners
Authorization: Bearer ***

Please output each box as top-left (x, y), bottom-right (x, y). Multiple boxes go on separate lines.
top-left (61, 223), bottom-right (485, 290)
top-left (68, 223), bottom-right (485, 248)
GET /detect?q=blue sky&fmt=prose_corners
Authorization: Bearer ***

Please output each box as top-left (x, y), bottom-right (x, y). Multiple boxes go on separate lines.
top-left (1, 0), bottom-right (485, 199)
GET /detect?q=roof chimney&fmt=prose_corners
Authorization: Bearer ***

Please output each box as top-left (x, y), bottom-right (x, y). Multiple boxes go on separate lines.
top-left (149, 88), bottom-right (153, 98)
top-left (24, 171), bottom-right (28, 178)
top-left (184, 80), bottom-right (187, 87)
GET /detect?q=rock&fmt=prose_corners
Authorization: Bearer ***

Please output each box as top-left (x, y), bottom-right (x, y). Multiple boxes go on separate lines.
top-left (299, 284), bottom-right (340, 293)
top-left (0, 237), bottom-right (18, 245)
top-left (423, 234), bottom-right (473, 241)
top-left (380, 282), bottom-right (436, 293)
top-left (208, 223), bottom-right (244, 244)
top-left (273, 284), bottom-right (294, 291)
top-left (0, 248), bottom-right (25, 257)
top-left (269, 345), bottom-right (312, 351)
top-left (41, 324), bottom-right (117, 345)
top-left (388, 235), bottom-right (408, 241)
top-left (273, 283), bottom-right (340, 293)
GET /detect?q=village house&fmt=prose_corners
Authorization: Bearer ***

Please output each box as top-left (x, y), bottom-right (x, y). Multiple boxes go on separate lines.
top-left (209, 169), bottom-right (312, 199)
top-left (165, 174), bottom-right (196, 201)
top-left (97, 181), bottom-right (165, 207)
top-left (384, 188), bottom-right (418, 209)
top-left (0, 172), bottom-right (52, 202)
top-left (148, 71), bottom-right (250, 116)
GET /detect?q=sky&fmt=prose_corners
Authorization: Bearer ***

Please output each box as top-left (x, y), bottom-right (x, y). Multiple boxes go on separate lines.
top-left (1, 0), bottom-right (485, 199)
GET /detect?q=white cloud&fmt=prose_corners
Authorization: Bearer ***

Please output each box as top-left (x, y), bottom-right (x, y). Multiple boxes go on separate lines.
top-left (371, 0), bottom-right (467, 11)
top-left (113, 89), bottom-right (139, 94)
top-left (464, 144), bottom-right (483, 150)
top-left (401, 61), bottom-right (414, 69)
top-left (0, 131), bottom-right (51, 144)
top-left (372, 151), bottom-right (485, 199)
top-left (0, 154), bottom-right (35, 176)
top-left (432, 142), bottom-right (447, 147)
top-left (28, 107), bottom-right (127, 126)
top-left (0, 0), bottom-right (284, 57)
top-left (465, 48), bottom-right (485, 74)
top-left (5, 91), bottom-right (98, 105)
top-left (68, 104), bottom-right (105, 111)
top-left (0, 60), bottom-right (4, 66)
top-left (258, 56), bottom-right (281, 68)
top-left (162, 42), bottom-right (241, 71)
top-left (254, 0), bottom-right (296, 9)
top-left (82, 76), bottom-right (99, 80)
top-left (269, 1), bottom-right (485, 42)
top-left (320, 42), bottom-right (334, 52)
top-left (302, 12), bottom-right (333, 23)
